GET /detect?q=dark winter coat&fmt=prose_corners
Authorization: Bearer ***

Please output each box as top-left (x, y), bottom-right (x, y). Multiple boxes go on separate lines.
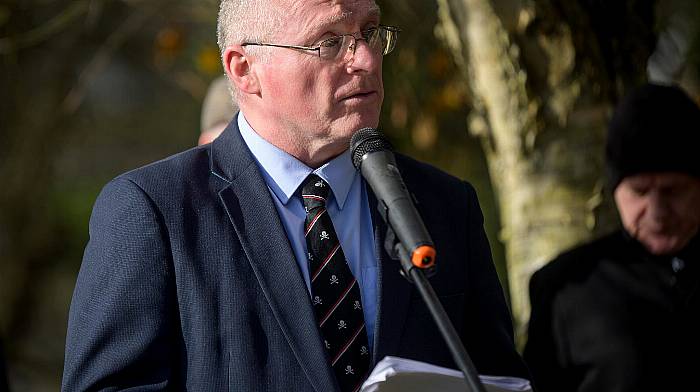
top-left (525, 230), bottom-right (700, 392)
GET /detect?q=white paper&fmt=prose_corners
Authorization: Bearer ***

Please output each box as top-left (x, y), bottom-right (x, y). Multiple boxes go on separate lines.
top-left (361, 356), bottom-right (532, 392)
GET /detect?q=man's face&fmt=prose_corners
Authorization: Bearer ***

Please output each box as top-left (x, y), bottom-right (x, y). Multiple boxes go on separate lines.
top-left (250, 0), bottom-right (384, 165)
top-left (614, 172), bottom-right (700, 255)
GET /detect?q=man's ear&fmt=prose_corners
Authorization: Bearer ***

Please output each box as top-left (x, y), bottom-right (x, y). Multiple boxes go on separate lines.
top-left (223, 45), bottom-right (260, 95)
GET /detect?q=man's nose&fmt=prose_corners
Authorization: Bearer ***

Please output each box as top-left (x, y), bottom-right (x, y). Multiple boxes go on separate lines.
top-left (647, 191), bottom-right (671, 220)
top-left (346, 37), bottom-right (380, 71)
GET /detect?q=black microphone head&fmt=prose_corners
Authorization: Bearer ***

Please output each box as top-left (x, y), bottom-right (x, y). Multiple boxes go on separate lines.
top-left (350, 127), bottom-right (393, 169)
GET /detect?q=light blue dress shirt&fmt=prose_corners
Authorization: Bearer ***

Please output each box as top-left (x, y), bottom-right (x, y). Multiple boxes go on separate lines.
top-left (237, 113), bottom-right (378, 348)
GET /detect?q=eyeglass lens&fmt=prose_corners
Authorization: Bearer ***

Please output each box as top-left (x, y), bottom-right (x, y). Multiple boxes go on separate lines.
top-left (319, 27), bottom-right (397, 61)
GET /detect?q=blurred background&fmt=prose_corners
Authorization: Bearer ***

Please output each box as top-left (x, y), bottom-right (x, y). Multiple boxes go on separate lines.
top-left (1, 0), bottom-right (698, 390)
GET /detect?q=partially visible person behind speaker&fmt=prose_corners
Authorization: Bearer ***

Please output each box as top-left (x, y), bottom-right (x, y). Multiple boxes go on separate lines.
top-left (199, 74), bottom-right (238, 145)
top-left (524, 83), bottom-right (700, 392)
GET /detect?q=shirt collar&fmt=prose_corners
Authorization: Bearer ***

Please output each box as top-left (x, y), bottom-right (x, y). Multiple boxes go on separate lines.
top-left (237, 112), bottom-right (357, 209)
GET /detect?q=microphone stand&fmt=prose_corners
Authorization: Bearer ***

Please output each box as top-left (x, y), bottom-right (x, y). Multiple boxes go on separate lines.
top-left (384, 227), bottom-right (488, 392)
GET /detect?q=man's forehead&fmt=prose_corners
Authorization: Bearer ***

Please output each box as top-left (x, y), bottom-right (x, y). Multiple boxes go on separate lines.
top-left (318, 0), bottom-right (381, 24)
top-left (283, 0), bottom-right (381, 31)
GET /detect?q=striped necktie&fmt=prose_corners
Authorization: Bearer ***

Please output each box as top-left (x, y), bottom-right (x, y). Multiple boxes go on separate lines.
top-left (302, 174), bottom-right (370, 392)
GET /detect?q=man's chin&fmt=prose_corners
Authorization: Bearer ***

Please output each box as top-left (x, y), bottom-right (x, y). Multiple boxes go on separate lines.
top-left (332, 122), bottom-right (378, 144)
top-left (337, 107), bottom-right (380, 127)
top-left (640, 235), bottom-right (686, 256)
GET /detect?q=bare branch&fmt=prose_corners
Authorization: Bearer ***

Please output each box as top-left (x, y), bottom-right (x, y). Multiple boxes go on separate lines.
top-left (0, 1), bottom-right (92, 55)
top-left (61, 1), bottom-right (168, 114)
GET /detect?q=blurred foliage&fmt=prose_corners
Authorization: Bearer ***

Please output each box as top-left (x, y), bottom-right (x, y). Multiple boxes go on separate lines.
top-left (0, 0), bottom-right (501, 390)
top-left (0, 0), bottom-right (220, 389)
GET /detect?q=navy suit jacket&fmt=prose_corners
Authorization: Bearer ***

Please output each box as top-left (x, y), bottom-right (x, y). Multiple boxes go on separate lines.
top-left (63, 120), bottom-right (527, 391)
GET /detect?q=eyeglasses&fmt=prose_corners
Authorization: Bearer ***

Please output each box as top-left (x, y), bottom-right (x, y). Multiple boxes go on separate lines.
top-left (241, 25), bottom-right (400, 63)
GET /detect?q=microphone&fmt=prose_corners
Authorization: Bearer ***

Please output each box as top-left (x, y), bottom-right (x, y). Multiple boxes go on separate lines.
top-left (350, 128), bottom-right (436, 269)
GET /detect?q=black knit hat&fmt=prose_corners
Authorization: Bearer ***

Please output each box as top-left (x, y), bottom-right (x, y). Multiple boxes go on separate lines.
top-left (606, 83), bottom-right (700, 190)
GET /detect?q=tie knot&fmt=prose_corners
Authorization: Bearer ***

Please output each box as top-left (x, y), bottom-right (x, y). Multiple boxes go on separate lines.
top-left (301, 174), bottom-right (331, 209)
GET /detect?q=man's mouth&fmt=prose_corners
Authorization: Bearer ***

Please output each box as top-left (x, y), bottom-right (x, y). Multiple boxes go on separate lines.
top-left (340, 90), bottom-right (378, 102)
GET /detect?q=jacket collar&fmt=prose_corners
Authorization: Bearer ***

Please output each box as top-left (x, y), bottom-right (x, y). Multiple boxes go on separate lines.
top-left (210, 118), bottom-right (340, 392)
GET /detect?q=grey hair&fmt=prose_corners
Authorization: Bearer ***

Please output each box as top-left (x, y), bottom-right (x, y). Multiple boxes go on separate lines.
top-left (217, 0), bottom-right (284, 99)
top-left (217, 0), bottom-right (284, 59)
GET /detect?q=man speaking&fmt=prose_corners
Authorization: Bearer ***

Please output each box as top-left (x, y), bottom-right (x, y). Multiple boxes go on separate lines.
top-left (63, 1), bottom-right (528, 390)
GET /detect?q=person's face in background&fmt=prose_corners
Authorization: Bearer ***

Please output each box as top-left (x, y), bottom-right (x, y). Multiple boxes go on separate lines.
top-left (198, 122), bottom-right (227, 146)
top-left (615, 172), bottom-right (700, 255)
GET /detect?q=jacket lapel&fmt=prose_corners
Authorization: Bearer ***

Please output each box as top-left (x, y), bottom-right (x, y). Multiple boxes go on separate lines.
top-left (211, 120), bottom-right (339, 392)
top-left (368, 190), bottom-right (413, 365)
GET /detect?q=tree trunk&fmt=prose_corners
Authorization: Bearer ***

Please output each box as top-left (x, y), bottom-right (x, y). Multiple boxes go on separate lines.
top-left (436, 0), bottom-right (655, 342)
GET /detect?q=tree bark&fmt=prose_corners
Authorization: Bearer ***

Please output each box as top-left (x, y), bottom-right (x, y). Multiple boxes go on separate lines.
top-left (436, 0), bottom-right (655, 342)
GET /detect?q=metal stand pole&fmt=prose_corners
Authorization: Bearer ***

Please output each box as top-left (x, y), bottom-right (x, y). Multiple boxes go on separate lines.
top-left (391, 235), bottom-right (488, 392)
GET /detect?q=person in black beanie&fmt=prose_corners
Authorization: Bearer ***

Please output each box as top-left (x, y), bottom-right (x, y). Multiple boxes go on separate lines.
top-left (524, 83), bottom-right (700, 392)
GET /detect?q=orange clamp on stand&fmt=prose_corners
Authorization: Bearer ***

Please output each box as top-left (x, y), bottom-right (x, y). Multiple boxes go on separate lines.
top-left (383, 225), bottom-right (436, 280)
top-left (411, 245), bottom-right (436, 269)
